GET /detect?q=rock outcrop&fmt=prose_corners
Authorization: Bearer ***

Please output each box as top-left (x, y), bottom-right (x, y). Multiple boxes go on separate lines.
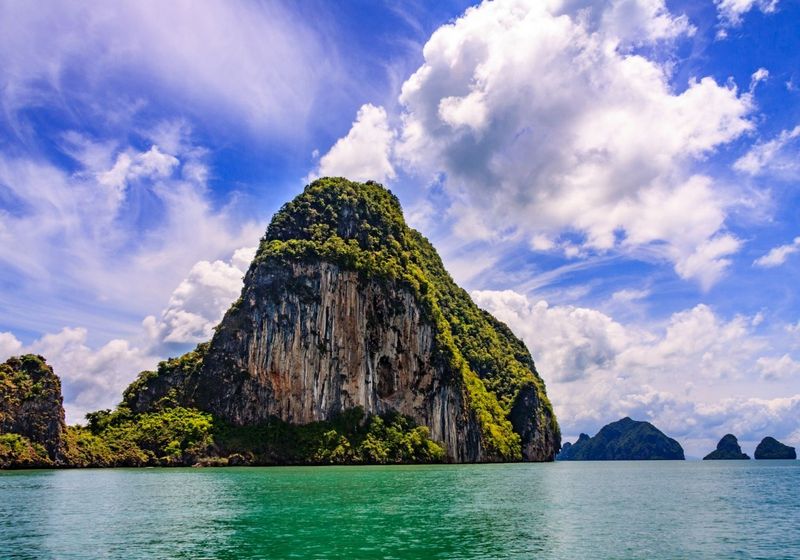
top-left (0, 355), bottom-right (67, 467)
top-left (128, 178), bottom-right (560, 462)
top-left (556, 433), bottom-right (589, 460)
top-left (754, 437), bottom-right (796, 460)
top-left (703, 434), bottom-right (750, 460)
top-left (556, 417), bottom-right (684, 460)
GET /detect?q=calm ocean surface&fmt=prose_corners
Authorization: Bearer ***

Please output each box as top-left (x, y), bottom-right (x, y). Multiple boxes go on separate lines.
top-left (1, 461), bottom-right (798, 559)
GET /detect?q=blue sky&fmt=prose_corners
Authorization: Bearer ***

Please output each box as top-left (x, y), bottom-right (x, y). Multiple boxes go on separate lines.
top-left (1, 0), bottom-right (799, 457)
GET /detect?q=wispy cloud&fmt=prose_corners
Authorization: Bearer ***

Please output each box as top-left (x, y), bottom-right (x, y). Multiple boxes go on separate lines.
top-left (754, 237), bottom-right (800, 268)
top-left (734, 124), bottom-right (800, 178)
top-left (0, 123), bottom-right (263, 338)
top-left (715, 0), bottom-right (779, 36)
top-left (0, 0), bottom-right (340, 138)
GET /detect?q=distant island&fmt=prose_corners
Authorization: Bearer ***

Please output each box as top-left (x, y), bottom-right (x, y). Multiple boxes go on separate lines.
top-left (1, 178), bottom-right (560, 468)
top-left (703, 434), bottom-right (750, 460)
top-left (754, 437), bottom-right (796, 460)
top-left (557, 417), bottom-right (685, 460)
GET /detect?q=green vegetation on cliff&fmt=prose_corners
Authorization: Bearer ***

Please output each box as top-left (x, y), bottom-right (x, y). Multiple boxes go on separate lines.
top-left (0, 433), bottom-right (52, 468)
top-left (61, 336), bottom-right (445, 466)
top-left (67, 402), bottom-right (443, 467)
top-left (254, 177), bottom-right (558, 460)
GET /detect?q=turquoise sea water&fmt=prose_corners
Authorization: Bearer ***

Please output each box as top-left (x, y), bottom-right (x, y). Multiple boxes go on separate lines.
top-left (1, 461), bottom-right (798, 559)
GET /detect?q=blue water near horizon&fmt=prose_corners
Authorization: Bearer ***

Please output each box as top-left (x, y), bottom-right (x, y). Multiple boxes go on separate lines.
top-left (1, 461), bottom-right (798, 559)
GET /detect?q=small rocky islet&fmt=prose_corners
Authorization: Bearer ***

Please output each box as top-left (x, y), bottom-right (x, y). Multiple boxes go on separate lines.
top-left (1, 178), bottom-right (560, 468)
top-left (556, 417), bottom-right (685, 461)
top-left (754, 436), bottom-right (796, 460)
top-left (703, 434), bottom-right (750, 460)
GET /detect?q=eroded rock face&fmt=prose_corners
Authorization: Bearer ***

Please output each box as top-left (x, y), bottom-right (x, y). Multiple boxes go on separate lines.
top-left (0, 355), bottom-right (67, 464)
top-left (193, 260), bottom-right (481, 461)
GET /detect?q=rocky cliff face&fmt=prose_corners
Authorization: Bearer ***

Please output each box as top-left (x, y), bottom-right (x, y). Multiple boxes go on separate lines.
top-left (171, 178), bottom-right (560, 462)
top-left (193, 260), bottom-right (478, 460)
top-left (703, 434), bottom-right (750, 460)
top-left (556, 417), bottom-right (684, 461)
top-left (0, 355), bottom-right (67, 466)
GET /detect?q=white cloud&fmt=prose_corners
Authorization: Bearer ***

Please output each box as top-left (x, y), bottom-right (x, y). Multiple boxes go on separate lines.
top-left (749, 67), bottom-right (769, 92)
top-left (0, 0), bottom-right (336, 136)
top-left (0, 332), bottom-right (22, 357)
top-left (753, 237), bottom-right (800, 267)
top-left (715, 0), bottom-right (779, 31)
top-left (391, 0), bottom-right (753, 288)
top-left (610, 288), bottom-right (650, 303)
top-left (27, 328), bottom-right (155, 422)
top-left (472, 288), bottom-right (800, 454)
top-left (597, 0), bottom-right (695, 45)
top-left (98, 146), bottom-right (179, 192)
top-left (0, 126), bottom-right (263, 337)
top-left (313, 104), bottom-right (396, 184)
top-left (0, 243), bottom-right (257, 423)
top-left (472, 289), bottom-right (630, 383)
top-left (756, 354), bottom-right (800, 381)
top-left (0, 327), bottom-right (158, 423)
top-left (144, 247), bottom-right (256, 345)
top-left (734, 124), bottom-right (800, 177)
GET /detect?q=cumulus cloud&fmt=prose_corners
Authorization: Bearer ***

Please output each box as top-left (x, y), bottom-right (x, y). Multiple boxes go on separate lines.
top-left (595, 0), bottom-right (695, 45)
top-left (0, 244), bottom-right (256, 423)
top-left (0, 328), bottom-right (156, 423)
top-left (382, 0), bottom-right (753, 287)
top-left (756, 354), bottom-right (800, 381)
top-left (28, 328), bottom-right (156, 422)
top-left (0, 332), bottom-right (22, 357)
top-left (312, 104), bottom-right (396, 184)
top-left (99, 146), bottom-right (179, 193)
top-left (472, 288), bottom-right (799, 455)
top-left (473, 289), bottom-right (629, 383)
top-left (144, 246), bottom-right (256, 346)
top-left (753, 237), bottom-right (800, 268)
top-left (734, 124), bottom-right (800, 178)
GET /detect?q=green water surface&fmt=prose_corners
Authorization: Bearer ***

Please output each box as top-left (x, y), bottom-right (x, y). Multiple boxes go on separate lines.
top-left (1, 461), bottom-right (798, 559)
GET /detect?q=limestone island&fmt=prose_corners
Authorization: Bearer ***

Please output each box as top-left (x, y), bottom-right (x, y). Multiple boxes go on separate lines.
top-left (1, 178), bottom-right (560, 468)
